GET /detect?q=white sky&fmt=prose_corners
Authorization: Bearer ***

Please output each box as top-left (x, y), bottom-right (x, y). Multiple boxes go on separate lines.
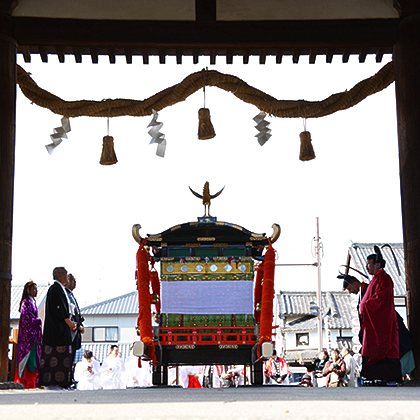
top-left (12, 53), bottom-right (403, 307)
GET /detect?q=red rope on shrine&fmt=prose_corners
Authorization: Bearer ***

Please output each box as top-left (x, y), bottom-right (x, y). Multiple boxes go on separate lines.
top-left (254, 261), bottom-right (264, 324)
top-left (136, 241), bottom-right (156, 365)
top-left (257, 242), bottom-right (276, 358)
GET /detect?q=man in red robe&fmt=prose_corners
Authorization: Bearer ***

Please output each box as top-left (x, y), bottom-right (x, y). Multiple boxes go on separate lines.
top-left (359, 249), bottom-right (402, 383)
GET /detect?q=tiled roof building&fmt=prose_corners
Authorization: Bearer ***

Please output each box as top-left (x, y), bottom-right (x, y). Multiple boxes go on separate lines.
top-left (278, 291), bottom-right (353, 332)
top-left (81, 292), bottom-right (138, 316)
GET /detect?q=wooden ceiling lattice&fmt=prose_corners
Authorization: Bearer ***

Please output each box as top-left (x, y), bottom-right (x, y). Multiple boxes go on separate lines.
top-left (13, 17), bottom-right (398, 65)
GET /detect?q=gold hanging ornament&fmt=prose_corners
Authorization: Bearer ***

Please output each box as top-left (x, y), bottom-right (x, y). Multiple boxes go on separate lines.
top-left (198, 86), bottom-right (216, 140)
top-left (100, 117), bottom-right (118, 165)
top-left (299, 119), bottom-right (316, 161)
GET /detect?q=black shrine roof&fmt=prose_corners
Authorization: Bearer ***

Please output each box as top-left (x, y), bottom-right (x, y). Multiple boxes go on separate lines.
top-left (144, 220), bottom-right (269, 247)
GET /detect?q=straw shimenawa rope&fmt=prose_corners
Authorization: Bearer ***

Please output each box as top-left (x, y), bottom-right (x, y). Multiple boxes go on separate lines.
top-left (16, 61), bottom-right (394, 119)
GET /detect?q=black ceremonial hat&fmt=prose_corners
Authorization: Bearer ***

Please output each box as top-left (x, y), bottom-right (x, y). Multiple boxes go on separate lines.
top-left (337, 273), bottom-right (359, 290)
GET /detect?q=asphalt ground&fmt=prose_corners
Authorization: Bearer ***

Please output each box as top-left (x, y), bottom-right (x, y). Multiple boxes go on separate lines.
top-left (1, 386), bottom-right (420, 420)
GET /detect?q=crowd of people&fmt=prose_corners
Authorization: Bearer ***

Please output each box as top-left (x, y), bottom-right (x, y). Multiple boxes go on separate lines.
top-left (74, 346), bottom-right (152, 390)
top-left (12, 245), bottom-right (414, 389)
top-left (74, 355), bottom-right (273, 389)
top-left (72, 346), bottom-right (361, 389)
top-left (300, 347), bottom-right (359, 387)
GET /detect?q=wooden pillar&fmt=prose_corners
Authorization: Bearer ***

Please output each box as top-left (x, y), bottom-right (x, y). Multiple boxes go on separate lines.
top-left (0, 5), bottom-right (17, 382)
top-left (394, 11), bottom-right (420, 380)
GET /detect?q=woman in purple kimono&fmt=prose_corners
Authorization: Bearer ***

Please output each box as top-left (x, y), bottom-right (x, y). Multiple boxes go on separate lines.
top-left (14, 281), bottom-right (43, 388)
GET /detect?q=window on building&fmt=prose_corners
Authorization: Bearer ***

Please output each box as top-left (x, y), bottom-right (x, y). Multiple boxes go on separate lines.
top-left (296, 332), bottom-right (309, 347)
top-left (83, 327), bottom-right (93, 342)
top-left (83, 327), bottom-right (118, 342)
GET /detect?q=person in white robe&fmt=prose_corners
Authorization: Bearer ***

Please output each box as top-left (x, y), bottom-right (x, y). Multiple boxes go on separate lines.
top-left (228, 365), bottom-right (246, 386)
top-left (125, 346), bottom-right (152, 387)
top-left (168, 366), bottom-right (178, 386)
top-left (212, 365), bottom-right (224, 388)
top-left (74, 350), bottom-right (101, 390)
top-left (179, 365), bottom-right (203, 388)
top-left (100, 345), bottom-right (126, 389)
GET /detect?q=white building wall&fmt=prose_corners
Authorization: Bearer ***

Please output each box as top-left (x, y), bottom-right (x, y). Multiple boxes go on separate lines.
top-left (120, 327), bottom-right (139, 343)
top-left (83, 314), bottom-right (136, 328)
top-left (284, 328), bottom-right (353, 352)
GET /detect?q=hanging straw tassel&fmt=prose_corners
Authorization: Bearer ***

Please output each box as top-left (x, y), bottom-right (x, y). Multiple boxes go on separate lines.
top-left (100, 135), bottom-right (118, 165)
top-left (299, 131), bottom-right (316, 161)
top-left (198, 108), bottom-right (216, 140)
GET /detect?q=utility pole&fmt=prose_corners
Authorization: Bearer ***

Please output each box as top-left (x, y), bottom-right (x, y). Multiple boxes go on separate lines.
top-left (276, 218), bottom-right (323, 352)
top-left (314, 217), bottom-right (323, 352)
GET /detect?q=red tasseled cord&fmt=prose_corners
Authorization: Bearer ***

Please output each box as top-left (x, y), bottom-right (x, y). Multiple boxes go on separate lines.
top-left (136, 241), bottom-right (156, 365)
top-left (258, 243), bottom-right (275, 356)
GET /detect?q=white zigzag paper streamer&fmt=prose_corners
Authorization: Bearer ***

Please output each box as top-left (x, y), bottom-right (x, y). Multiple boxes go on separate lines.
top-left (147, 109), bottom-right (166, 158)
top-left (45, 117), bottom-right (71, 154)
top-left (253, 111), bottom-right (271, 146)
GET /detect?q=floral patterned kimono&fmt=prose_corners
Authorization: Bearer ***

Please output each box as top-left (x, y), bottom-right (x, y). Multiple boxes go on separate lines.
top-left (15, 297), bottom-right (42, 388)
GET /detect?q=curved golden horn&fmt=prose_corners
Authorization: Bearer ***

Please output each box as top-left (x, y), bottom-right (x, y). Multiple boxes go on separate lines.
top-left (132, 224), bottom-right (143, 244)
top-left (270, 223), bottom-right (281, 243)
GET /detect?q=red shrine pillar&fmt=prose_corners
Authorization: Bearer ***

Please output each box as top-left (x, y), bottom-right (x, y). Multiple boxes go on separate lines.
top-left (394, 7), bottom-right (420, 380)
top-left (0, 3), bottom-right (17, 382)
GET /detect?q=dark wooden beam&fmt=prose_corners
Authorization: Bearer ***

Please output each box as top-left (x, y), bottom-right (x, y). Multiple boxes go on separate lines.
top-left (108, 47), bottom-right (116, 64)
top-left (176, 49), bottom-right (182, 64)
top-left (376, 47), bottom-right (385, 62)
top-left (396, 0), bottom-right (420, 16)
top-left (159, 50), bottom-right (166, 64)
top-left (142, 49), bottom-right (149, 65)
top-left (12, 18), bottom-right (398, 62)
top-left (0, 0), bottom-right (18, 14)
top-left (73, 46), bottom-right (82, 63)
top-left (20, 44), bottom-right (31, 62)
top-left (309, 49), bottom-right (317, 64)
top-left (243, 49), bottom-right (249, 64)
top-left (0, 22), bottom-right (16, 383)
top-left (195, 0), bottom-right (216, 21)
top-left (125, 47), bottom-right (132, 64)
top-left (56, 46), bottom-right (65, 63)
top-left (193, 48), bottom-right (199, 64)
top-left (358, 47), bottom-right (368, 63)
top-left (38, 45), bottom-right (48, 62)
top-left (394, 11), bottom-right (420, 381)
top-left (226, 49), bottom-right (233, 64)
top-left (90, 47), bottom-right (98, 64)
top-left (326, 49), bottom-right (334, 63)
top-left (342, 48), bottom-right (351, 63)
top-left (210, 49), bottom-right (216, 65)
top-left (259, 49), bottom-right (266, 64)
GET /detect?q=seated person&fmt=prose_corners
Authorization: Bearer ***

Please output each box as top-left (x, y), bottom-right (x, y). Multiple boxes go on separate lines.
top-left (74, 350), bottom-right (101, 390)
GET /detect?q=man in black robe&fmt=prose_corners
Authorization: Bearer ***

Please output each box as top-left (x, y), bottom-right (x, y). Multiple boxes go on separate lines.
top-left (65, 274), bottom-right (85, 363)
top-left (38, 267), bottom-right (77, 389)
